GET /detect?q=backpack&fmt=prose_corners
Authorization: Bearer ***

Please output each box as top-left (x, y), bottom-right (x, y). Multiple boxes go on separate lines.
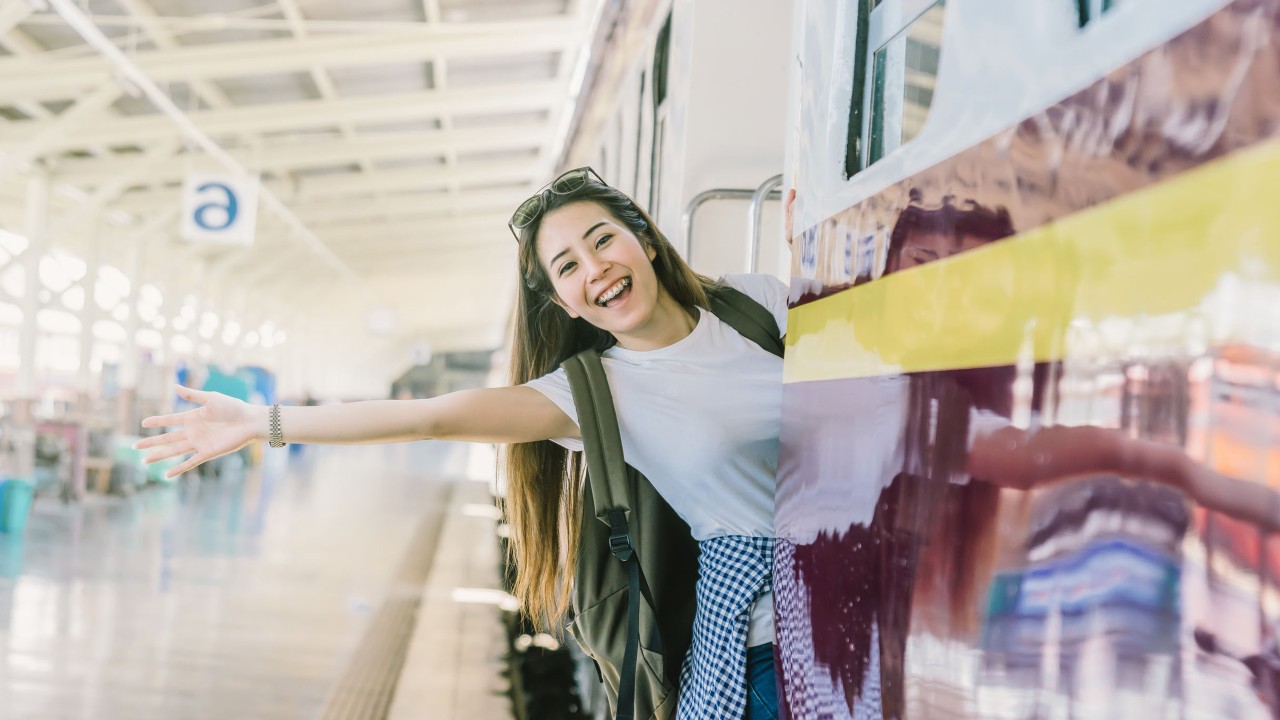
top-left (562, 285), bottom-right (785, 720)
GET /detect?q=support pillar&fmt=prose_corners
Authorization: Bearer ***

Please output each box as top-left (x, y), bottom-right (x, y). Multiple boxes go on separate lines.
top-left (12, 169), bottom-right (50, 477)
top-left (115, 234), bottom-right (149, 435)
top-left (76, 218), bottom-right (104, 414)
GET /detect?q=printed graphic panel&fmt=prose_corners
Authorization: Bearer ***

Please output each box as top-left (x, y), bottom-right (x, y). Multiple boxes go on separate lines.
top-left (777, 1), bottom-right (1280, 717)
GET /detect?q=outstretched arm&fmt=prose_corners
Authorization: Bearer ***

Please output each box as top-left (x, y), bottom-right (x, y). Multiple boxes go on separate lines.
top-left (136, 384), bottom-right (579, 479)
top-left (969, 423), bottom-right (1280, 531)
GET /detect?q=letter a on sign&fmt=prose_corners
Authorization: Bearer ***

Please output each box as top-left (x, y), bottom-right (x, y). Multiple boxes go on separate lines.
top-left (181, 173), bottom-right (261, 247)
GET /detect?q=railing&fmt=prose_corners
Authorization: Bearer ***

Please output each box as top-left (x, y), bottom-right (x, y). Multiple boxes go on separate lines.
top-left (681, 176), bottom-right (784, 272)
top-left (747, 174), bottom-right (784, 274)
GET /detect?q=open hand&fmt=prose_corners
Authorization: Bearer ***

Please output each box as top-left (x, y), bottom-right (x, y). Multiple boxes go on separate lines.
top-left (785, 187), bottom-right (797, 248)
top-left (134, 385), bottom-right (262, 479)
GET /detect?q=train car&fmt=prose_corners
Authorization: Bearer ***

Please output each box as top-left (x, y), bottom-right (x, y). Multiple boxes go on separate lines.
top-left (555, 1), bottom-right (794, 715)
top-left (776, 0), bottom-right (1280, 718)
top-left (560, 0), bottom-right (794, 284)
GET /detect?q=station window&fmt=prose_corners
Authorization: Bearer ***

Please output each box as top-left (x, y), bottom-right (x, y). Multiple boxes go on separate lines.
top-left (1077, 0), bottom-right (1120, 27)
top-left (845, 0), bottom-right (946, 177)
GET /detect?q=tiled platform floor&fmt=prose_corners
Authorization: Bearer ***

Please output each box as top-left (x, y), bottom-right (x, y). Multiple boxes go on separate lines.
top-left (389, 455), bottom-right (513, 719)
top-left (0, 441), bottom-right (513, 720)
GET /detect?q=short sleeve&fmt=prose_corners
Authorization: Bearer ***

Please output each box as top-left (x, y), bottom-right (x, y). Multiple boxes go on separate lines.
top-left (523, 368), bottom-right (585, 452)
top-left (720, 273), bottom-right (789, 336)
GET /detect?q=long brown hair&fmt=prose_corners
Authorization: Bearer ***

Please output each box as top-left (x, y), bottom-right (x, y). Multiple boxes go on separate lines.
top-left (505, 177), bottom-right (715, 631)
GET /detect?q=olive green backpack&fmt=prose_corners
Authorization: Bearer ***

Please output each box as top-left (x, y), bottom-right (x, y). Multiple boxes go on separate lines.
top-left (562, 285), bottom-right (784, 720)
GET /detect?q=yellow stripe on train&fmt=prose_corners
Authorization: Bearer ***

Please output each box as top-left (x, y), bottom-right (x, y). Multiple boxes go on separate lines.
top-left (783, 139), bottom-right (1280, 384)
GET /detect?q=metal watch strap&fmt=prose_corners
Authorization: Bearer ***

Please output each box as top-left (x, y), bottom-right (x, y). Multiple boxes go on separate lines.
top-left (269, 404), bottom-right (284, 448)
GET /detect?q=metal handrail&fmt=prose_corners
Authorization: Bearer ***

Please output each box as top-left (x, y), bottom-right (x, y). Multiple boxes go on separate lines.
top-left (680, 185), bottom-right (782, 265)
top-left (746, 174), bottom-right (784, 273)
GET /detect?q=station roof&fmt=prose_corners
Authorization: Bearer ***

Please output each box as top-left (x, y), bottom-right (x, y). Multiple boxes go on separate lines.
top-left (0, 0), bottom-right (596, 362)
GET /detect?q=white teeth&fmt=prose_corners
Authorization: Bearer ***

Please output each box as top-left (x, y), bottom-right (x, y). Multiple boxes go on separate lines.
top-left (596, 277), bottom-right (630, 306)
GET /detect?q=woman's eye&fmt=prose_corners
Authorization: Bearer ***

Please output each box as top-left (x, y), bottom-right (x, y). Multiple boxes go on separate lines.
top-left (595, 234), bottom-right (612, 248)
top-left (558, 261), bottom-right (576, 276)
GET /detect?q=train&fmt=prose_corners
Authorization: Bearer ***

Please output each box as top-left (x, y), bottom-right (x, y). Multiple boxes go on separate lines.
top-left (558, 0), bottom-right (1280, 717)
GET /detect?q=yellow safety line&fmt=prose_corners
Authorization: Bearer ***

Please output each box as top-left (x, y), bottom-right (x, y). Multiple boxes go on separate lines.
top-left (784, 140), bottom-right (1280, 383)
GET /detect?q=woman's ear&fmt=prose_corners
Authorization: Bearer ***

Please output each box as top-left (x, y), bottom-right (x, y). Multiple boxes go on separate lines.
top-left (549, 294), bottom-right (580, 319)
top-left (645, 241), bottom-right (657, 262)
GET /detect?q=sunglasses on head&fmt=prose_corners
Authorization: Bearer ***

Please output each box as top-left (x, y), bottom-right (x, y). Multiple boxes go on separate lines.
top-left (508, 166), bottom-right (607, 242)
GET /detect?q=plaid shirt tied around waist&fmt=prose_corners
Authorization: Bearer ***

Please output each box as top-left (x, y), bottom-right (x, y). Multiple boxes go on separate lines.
top-left (678, 535), bottom-right (776, 720)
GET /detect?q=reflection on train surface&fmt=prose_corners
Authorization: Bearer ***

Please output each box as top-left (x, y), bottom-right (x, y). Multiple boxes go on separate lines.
top-left (777, 0), bottom-right (1280, 717)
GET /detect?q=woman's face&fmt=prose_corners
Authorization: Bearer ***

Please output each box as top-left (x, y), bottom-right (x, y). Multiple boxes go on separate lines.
top-left (536, 200), bottom-right (662, 339)
top-left (892, 230), bottom-right (955, 272)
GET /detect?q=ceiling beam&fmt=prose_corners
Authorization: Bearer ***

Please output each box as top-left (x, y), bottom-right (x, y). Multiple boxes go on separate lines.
top-left (420, 0), bottom-right (460, 196)
top-left (16, 8), bottom-right (573, 38)
top-left (5, 83), bottom-right (559, 153)
top-left (345, 241), bottom-right (516, 274)
top-left (50, 125), bottom-right (546, 186)
top-left (0, 2), bottom-right (34, 38)
top-left (104, 185), bottom-right (528, 224)
top-left (299, 189), bottom-right (527, 225)
top-left (294, 160), bottom-right (541, 197)
top-left (317, 214), bottom-right (511, 246)
top-left (99, 159), bottom-right (536, 225)
top-left (423, 0), bottom-right (443, 23)
top-left (50, 138), bottom-right (182, 236)
top-left (273, 0), bottom-right (376, 178)
top-left (114, 0), bottom-right (242, 114)
top-left (0, 17), bottom-right (129, 157)
top-left (0, 83), bottom-right (121, 182)
top-left (112, 0), bottom-right (266, 161)
top-left (0, 21), bottom-right (572, 103)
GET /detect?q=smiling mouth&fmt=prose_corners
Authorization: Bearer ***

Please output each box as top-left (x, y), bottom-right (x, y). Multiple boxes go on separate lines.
top-left (595, 277), bottom-right (632, 307)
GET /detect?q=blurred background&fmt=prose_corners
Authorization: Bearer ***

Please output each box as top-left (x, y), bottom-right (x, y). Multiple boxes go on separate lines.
top-left (0, 0), bottom-right (789, 717)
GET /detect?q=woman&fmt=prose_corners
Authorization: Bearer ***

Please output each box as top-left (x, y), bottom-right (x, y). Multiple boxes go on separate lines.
top-left (135, 167), bottom-right (791, 720)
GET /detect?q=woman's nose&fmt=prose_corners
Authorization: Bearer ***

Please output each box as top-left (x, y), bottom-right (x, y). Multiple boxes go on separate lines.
top-left (582, 256), bottom-right (611, 281)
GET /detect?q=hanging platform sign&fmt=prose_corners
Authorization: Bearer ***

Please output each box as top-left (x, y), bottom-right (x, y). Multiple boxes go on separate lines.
top-left (180, 173), bottom-right (260, 247)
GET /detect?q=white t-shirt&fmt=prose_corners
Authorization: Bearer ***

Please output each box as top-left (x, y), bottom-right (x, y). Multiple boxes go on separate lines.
top-left (525, 273), bottom-right (788, 646)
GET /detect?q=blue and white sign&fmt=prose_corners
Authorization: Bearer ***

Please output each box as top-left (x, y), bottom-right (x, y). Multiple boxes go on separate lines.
top-left (180, 173), bottom-right (260, 247)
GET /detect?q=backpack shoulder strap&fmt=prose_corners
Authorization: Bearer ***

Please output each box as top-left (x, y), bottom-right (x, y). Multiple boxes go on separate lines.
top-left (562, 349), bottom-right (630, 521)
top-left (561, 349), bottom-right (649, 720)
top-left (707, 284), bottom-right (785, 358)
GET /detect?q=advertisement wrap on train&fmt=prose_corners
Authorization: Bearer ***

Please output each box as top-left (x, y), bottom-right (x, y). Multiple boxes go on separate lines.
top-left (777, 0), bottom-right (1280, 718)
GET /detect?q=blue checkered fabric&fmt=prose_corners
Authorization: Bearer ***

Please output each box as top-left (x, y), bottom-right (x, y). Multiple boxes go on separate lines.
top-left (677, 535), bottom-right (776, 720)
top-left (775, 538), bottom-right (882, 720)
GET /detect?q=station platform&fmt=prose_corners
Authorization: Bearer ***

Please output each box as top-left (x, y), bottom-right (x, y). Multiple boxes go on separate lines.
top-left (0, 441), bottom-right (513, 720)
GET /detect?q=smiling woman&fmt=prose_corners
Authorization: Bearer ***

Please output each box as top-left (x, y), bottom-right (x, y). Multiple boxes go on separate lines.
top-left (137, 166), bottom-right (792, 720)
top-left (536, 201), bottom-right (695, 350)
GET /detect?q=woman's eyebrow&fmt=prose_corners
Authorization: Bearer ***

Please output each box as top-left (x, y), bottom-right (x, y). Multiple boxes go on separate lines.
top-left (581, 221), bottom-right (608, 240)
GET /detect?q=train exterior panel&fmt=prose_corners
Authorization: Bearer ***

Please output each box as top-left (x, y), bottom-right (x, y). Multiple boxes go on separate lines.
top-left (779, 0), bottom-right (1280, 718)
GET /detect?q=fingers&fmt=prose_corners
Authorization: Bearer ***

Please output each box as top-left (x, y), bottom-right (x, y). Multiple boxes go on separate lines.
top-left (142, 386), bottom-right (217, 429)
top-left (141, 408), bottom-right (195, 429)
top-left (785, 187), bottom-right (797, 246)
top-left (174, 384), bottom-right (210, 403)
top-left (143, 442), bottom-right (195, 464)
top-left (133, 430), bottom-right (186, 450)
top-left (165, 453), bottom-right (205, 480)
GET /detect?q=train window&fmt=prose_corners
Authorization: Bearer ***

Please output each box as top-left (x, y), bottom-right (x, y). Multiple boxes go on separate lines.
top-left (649, 12), bottom-right (673, 218)
top-left (1077, 0), bottom-right (1120, 27)
top-left (846, 0), bottom-right (946, 176)
top-left (652, 14), bottom-right (672, 108)
top-left (632, 69), bottom-right (646, 196)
